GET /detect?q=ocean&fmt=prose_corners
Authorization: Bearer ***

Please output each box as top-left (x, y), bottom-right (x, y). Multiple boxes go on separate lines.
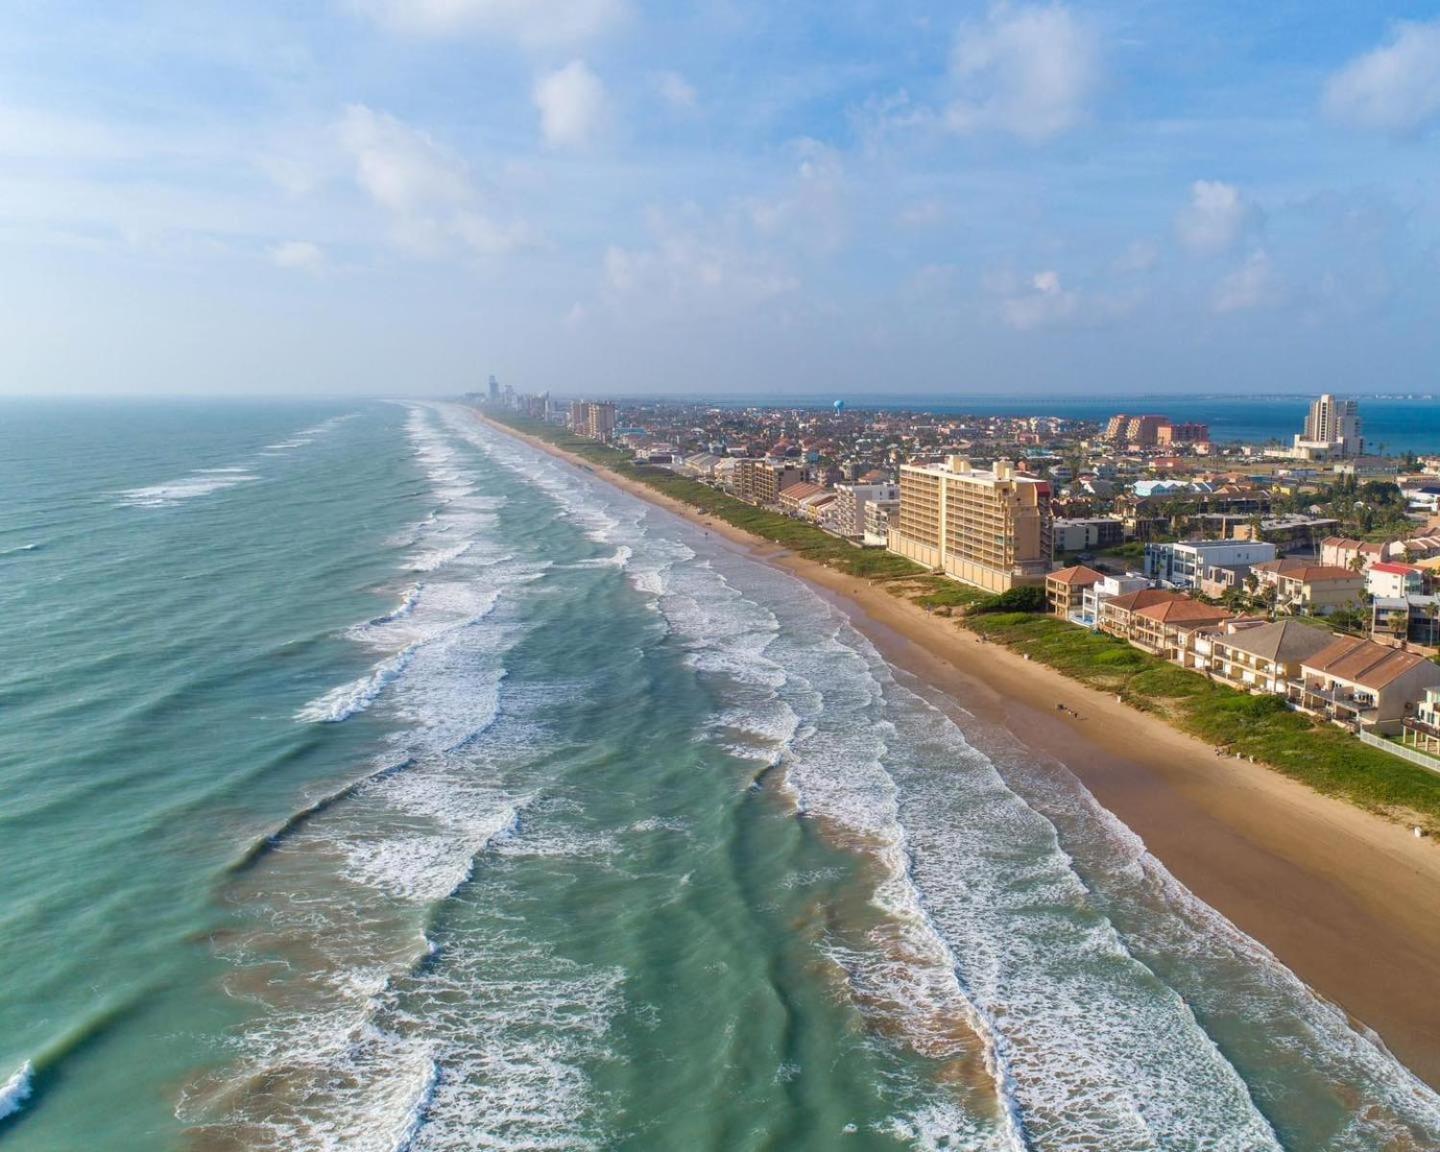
top-left (2, 398), bottom-right (1438, 1150)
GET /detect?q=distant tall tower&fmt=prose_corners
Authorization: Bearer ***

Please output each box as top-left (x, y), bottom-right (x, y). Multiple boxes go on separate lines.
top-left (487, 374), bottom-right (500, 404)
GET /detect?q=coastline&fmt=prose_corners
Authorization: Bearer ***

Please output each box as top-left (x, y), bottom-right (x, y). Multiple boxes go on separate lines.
top-left (473, 409), bottom-right (1440, 1091)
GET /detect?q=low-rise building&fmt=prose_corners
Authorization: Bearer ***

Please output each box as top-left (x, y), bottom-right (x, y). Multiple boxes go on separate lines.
top-left (1144, 540), bottom-right (1278, 590)
top-left (1371, 595), bottom-right (1440, 647)
top-left (1272, 566), bottom-right (1365, 616)
top-left (1129, 600), bottom-right (1234, 664)
top-left (1046, 565), bottom-right (1104, 622)
top-left (779, 480), bottom-right (827, 515)
top-left (1366, 562), bottom-right (1424, 600)
top-left (1098, 588), bottom-right (1184, 641)
top-left (1208, 619), bottom-right (1335, 699)
top-left (1319, 537), bottom-right (1385, 571)
top-left (1081, 573), bottom-right (1150, 630)
top-left (1298, 636), bottom-right (1440, 734)
top-left (1401, 686), bottom-right (1440, 756)
top-left (1053, 517), bottom-right (1125, 554)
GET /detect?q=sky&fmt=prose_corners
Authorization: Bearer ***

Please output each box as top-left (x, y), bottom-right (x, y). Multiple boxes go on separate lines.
top-left (1, 2), bottom-right (1438, 398)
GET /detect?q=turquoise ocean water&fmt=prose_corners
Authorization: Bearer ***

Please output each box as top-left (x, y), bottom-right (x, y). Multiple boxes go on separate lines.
top-left (2, 399), bottom-right (1438, 1150)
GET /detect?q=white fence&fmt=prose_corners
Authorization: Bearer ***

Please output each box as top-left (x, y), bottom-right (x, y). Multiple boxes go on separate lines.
top-left (1357, 729), bottom-right (1440, 777)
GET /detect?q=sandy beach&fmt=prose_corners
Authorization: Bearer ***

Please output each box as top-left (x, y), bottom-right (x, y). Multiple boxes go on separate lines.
top-left (476, 410), bottom-right (1440, 1090)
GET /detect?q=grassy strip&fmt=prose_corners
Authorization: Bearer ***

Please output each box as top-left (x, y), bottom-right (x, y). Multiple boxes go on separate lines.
top-left (966, 612), bottom-right (1440, 831)
top-left (484, 411), bottom-right (926, 581)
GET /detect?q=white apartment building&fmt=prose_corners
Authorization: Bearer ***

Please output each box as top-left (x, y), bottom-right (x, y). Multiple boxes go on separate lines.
top-left (1144, 540), bottom-right (1277, 590)
top-left (828, 481), bottom-right (899, 540)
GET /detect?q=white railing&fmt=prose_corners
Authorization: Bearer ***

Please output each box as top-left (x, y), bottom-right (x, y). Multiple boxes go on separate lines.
top-left (1358, 730), bottom-right (1440, 777)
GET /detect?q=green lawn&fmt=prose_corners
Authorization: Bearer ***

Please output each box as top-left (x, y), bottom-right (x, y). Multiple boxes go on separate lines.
top-left (966, 613), bottom-right (1440, 830)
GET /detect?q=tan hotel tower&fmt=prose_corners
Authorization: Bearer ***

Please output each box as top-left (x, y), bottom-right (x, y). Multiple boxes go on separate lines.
top-left (888, 457), bottom-right (1053, 593)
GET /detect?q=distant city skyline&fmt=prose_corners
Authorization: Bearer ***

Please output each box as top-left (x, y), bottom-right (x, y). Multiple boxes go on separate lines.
top-left (2, 3), bottom-right (1439, 397)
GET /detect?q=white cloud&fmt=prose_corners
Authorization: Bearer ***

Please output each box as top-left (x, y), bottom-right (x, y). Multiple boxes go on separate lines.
top-left (1213, 249), bottom-right (1283, 313)
top-left (337, 104), bottom-right (531, 257)
top-left (946, 4), bottom-right (1101, 141)
top-left (656, 70), bottom-right (697, 111)
top-left (354, 0), bottom-right (625, 45)
top-left (999, 268), bottom-right (1079, 329)
top-left (533, 60), bottom-right (610, 149)
top-left (603, 211), bottom-right (799, 314)
top-left (268, 239), bottom-right (324, 271)
top-left (747, 138), bottom-right (848, 254)
top-left (1175, 180), bottom-right (1256, 254)
top-left (1324, 19), bottom-right (1440, 135)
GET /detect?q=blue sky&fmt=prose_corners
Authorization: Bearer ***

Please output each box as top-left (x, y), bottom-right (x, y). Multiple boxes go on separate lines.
top-left (1, 1), bottom-right (1438, 397)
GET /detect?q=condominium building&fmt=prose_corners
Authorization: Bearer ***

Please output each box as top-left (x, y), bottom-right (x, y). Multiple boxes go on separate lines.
top-left (828, 481), bottom-right (899, 540)
top-left (1292, 394), bottom-right (1362, 459)
top-left (863, 498), bottom-right (899, 547)
top-left (888, 457), bottom-right (1053, 593)
top-left (1157, 422), bottom-right (1209, 446)
top-left (569, 401), bottom-right (617, 441)
top-left (735, 458), bottom-right (803, 506)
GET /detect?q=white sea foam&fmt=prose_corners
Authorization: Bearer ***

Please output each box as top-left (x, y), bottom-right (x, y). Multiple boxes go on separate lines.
top-left (296, 646), bottom-right (416, 723)
top-left (116, 470), bottom-right (260, 507)
top-left (0, 1061), bottom-right (32, 1121)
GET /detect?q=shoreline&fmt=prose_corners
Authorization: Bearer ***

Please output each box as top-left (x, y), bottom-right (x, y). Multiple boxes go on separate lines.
top-left (474, 409), bottom-right (1440, 1090)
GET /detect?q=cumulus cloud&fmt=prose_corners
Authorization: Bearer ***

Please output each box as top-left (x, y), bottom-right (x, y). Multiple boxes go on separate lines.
top-left (1323, 18), bottom-right (1440, 135)
top-left (946, 3), bottom-right (1101, 141)
top-left (268, 239), bottom-right (324, 271)
top-left (656, 70), bottom-right (697, 111)
top-left (337, 104), bottom-right (531, 257)
top-left (534, 60), bottom-right (610, 149)
top-left (1175, 180), bottom-right (1257, 254)
top-left (1213, 249), bottom-right (1283, 313)
top-left (354, 0), bottom-right (625, 45)
top-left (998, 268), bottom-right (1079, 329)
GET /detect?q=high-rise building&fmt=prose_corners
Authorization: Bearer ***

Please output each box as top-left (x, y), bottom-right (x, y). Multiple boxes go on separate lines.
top-left (568, 401), bottom-right (618, 442)
top-left (1105, 413), bottom-right (1170, 446)
top-left (1293, 394), bottom-right (1362, 459)
top-left (735, 458), bottom-right (802, 505)
top-left (1123, 415), bottom-right (1170, 447)
top-left (487, 374), bottom-right (500, 404)
top-left (888, 457), bottom-right (1053, 593)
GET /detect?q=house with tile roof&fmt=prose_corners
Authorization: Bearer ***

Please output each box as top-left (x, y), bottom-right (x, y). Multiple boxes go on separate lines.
top-left (1129, 599), bottom-right (1234, 663)
top-left (1271, 566), bottom-right (1366, 615)
top-left (1097, 588), bottom-right (1184, 641)
top-left (1208, 619), bottom-right (1336, 700)
top-left (1045, 565), bottom-right (1104, 622)
top-left (1297, 635), bottom-right (1440, 734)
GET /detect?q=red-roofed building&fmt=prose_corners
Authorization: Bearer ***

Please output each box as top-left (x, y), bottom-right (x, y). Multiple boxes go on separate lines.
top-left (1298, 636), bottom-right (1440, 734)
top-left (1366, 562), bottom-right (1425, 600)
top-left (1046, 565), bottom-right (1104, 621)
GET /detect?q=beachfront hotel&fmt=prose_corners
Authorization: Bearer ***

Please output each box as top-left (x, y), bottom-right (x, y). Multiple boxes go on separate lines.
top-left (888, 456), bottom-right (1053, 593)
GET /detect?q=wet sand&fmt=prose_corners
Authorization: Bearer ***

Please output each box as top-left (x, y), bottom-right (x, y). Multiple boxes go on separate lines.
top-left (476, 410), bottom-right (1440, 1090)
